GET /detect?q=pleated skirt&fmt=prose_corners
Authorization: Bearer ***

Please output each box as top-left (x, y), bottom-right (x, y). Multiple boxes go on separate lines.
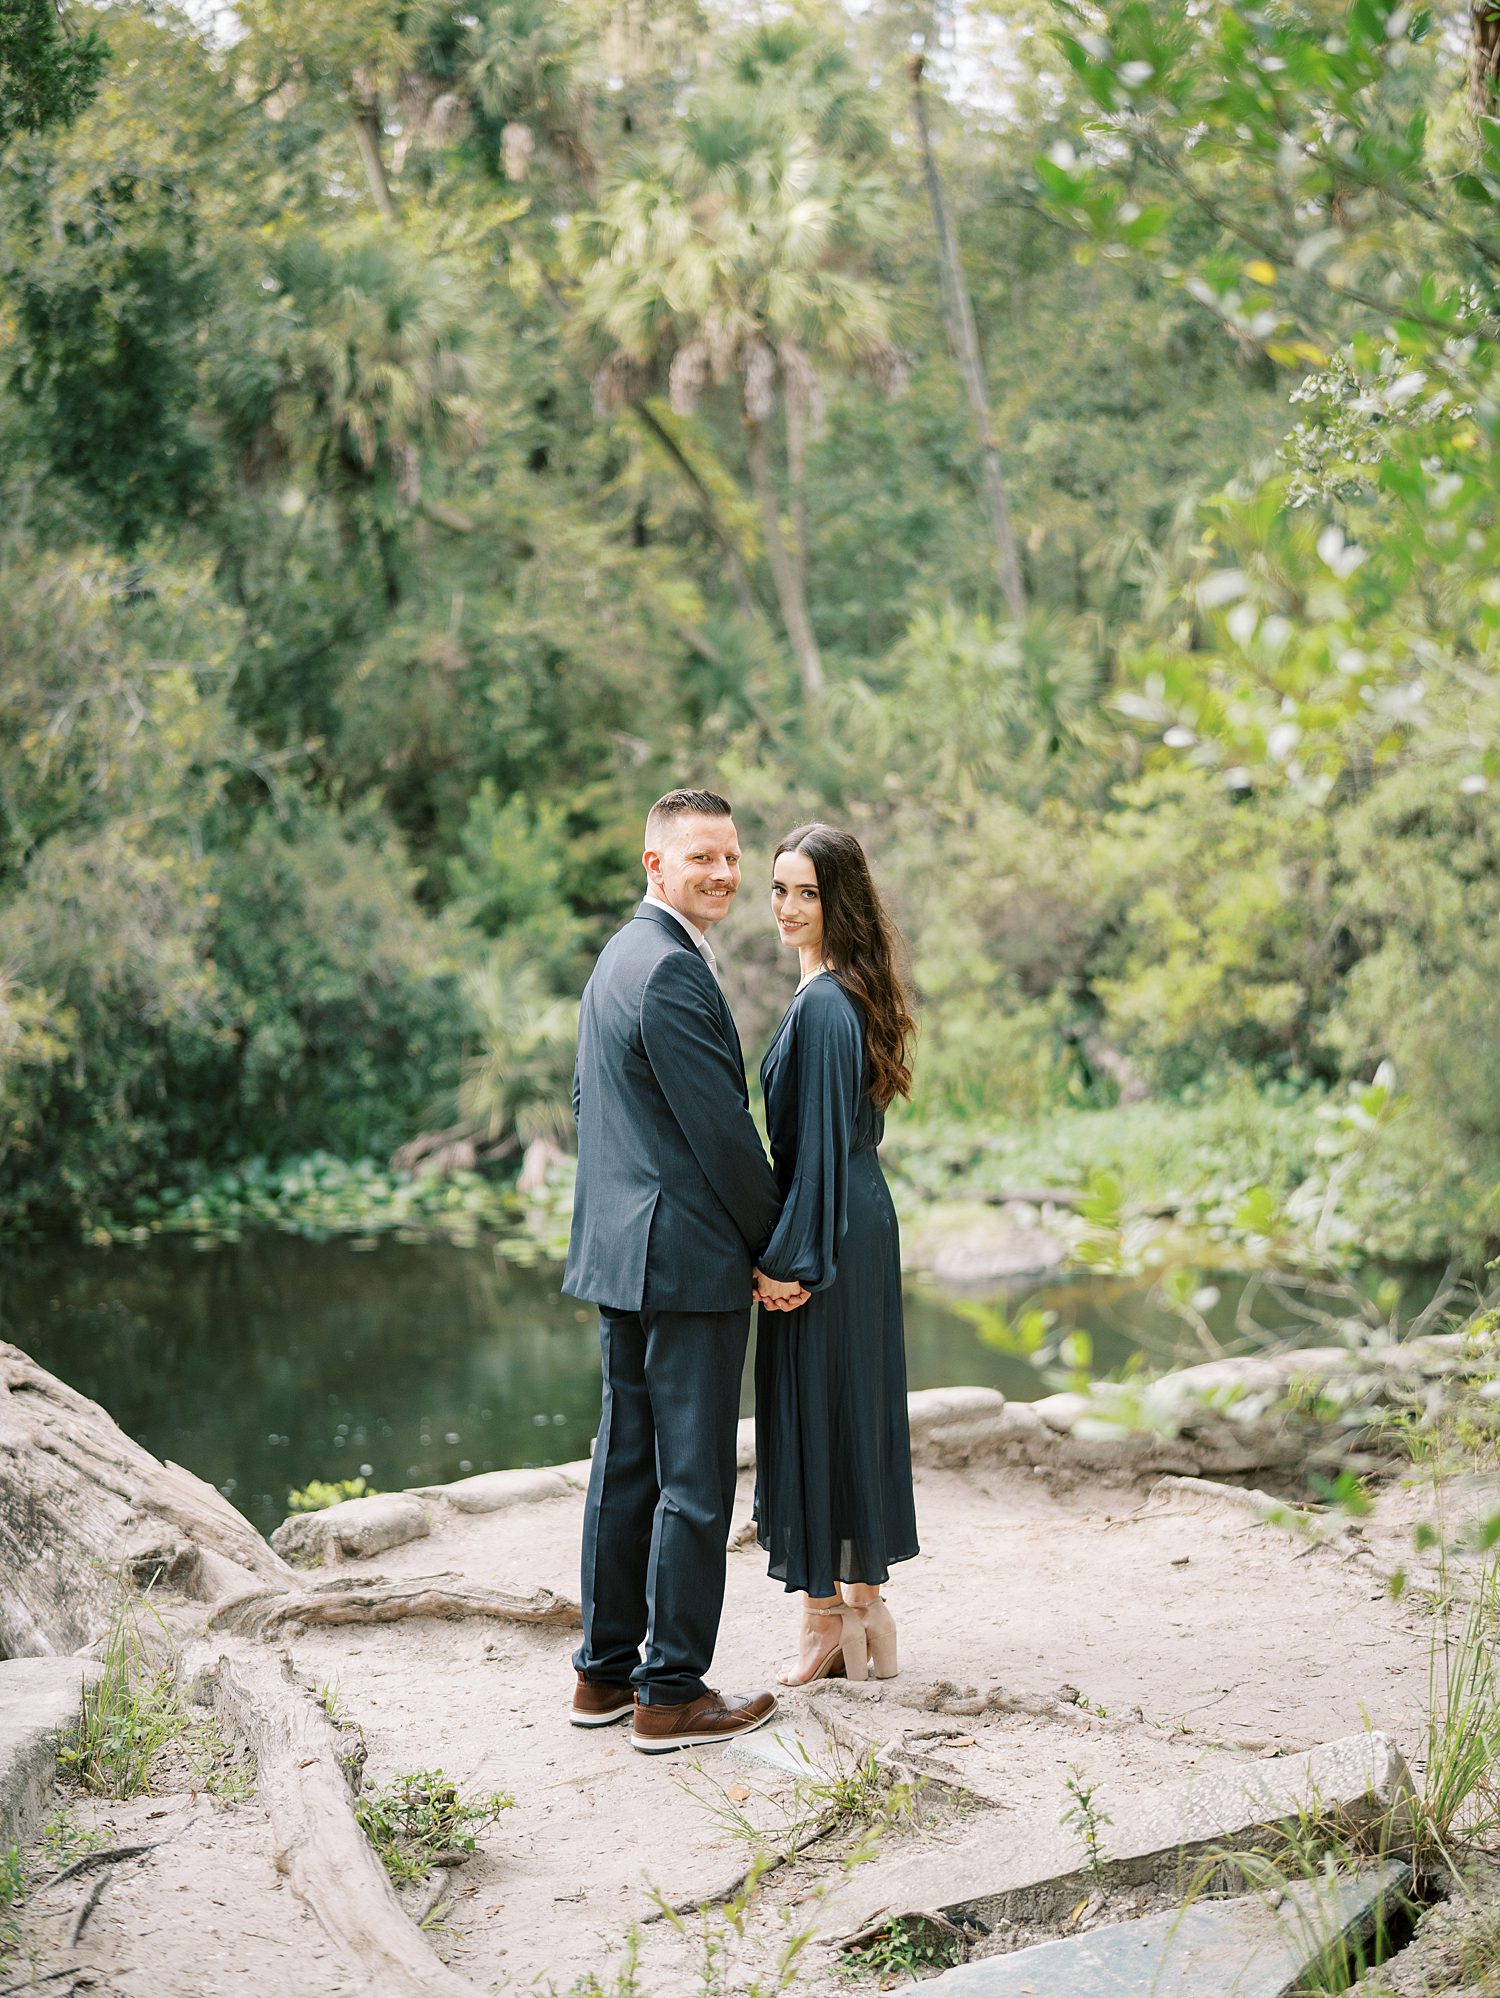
top-left (753, 1152), bottom-right (920, 1595)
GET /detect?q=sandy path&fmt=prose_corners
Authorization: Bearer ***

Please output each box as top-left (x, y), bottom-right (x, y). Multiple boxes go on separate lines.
top-left (15, 1461), bottom-right (1440, 1997)
top-left (294, 1463), bottom-right (1433, 1992)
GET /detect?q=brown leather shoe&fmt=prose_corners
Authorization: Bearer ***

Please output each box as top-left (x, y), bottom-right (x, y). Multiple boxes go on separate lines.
top-left (630, 1687), bottom-right (777, 1755)
top-left (570, 1672), bottom-right (635, 1728)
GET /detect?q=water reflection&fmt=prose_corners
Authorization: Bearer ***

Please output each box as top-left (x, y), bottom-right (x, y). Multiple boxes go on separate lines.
top-left (0, 1237), bottom-right (1434, 1532)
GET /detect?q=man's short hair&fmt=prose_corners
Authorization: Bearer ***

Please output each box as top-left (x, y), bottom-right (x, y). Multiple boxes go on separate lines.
top-left (644, 788), bottom-right (733, 850)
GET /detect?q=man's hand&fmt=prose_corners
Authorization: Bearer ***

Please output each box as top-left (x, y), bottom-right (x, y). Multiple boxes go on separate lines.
top-left (754, 1269), bottom-right (809, 1312)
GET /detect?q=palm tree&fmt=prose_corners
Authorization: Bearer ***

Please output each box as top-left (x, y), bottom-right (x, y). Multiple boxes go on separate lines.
top-left (1473, 0), bottom-right (1500, 125)
top-left (570, 50), bottom-right (903, 701)
top-left (392, 0), bottom-right (591, 186)
top-left (907, 48), bottom-right (1026, 622)
top-left (227, 228), bottom-right (480, 601)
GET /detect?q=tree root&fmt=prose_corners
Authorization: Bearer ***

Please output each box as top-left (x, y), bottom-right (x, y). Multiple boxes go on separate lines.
top-left (206, 1571), bottom-right (580, 1637)
top-left (34, 1845), bottom-right (155, 1896)
top-left (184, 1641), bottom-right (491, 1998)
top-left (0, 1341), bottom-right (296, 1654)
top-left (69, 1873), bottom-right (110, 1945)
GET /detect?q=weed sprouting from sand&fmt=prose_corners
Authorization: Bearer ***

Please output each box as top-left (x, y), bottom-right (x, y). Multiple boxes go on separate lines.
top-left (184, 1714), bottom-right (256, 1804)
top-left (677, 1738), bottom-right (916, 1873)
top-left (643, 1864), bottom-right (817, 1998)
top-left (567, 1927), bottom-right (646, 1998)
top-left (58, 1593), bottom-right (256, 1805)
top-left (355, 1768), bottom-right (514, 1885)
top-left (37, 1816), bottom-right (108, 1874)
top-left (1060, 1763), bottom-right (1112, 1881)
top-left (837, 1913), bottom-right (966, 1982)
top-left (1413, 1555), bottom-right (1500, 1874)
top-left (61, 1595), bottom-right (185, 1798)
top-left (800, 1745), bottom-right (915, 1836)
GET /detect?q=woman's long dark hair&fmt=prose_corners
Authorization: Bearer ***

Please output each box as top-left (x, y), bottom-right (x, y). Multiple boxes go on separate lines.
top-left (774, 823), bottom-right (915, 1111)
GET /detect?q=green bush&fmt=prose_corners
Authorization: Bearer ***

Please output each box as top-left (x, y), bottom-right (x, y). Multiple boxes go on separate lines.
top-left (206, 805), bottom-right (470, 1160)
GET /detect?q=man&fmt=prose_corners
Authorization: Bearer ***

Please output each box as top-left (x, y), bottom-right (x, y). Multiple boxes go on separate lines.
top-left (564, 788), bottom-right (807, 1753)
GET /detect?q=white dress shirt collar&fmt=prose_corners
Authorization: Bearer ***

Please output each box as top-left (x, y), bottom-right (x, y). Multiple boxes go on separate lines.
top-left (643, 891), bottom-right (718, 977)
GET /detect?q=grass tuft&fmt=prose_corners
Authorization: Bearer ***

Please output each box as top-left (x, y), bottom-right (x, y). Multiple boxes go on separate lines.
top-left (354, 1768), bottom-right (513, 1885)
top-left (61, 1597), bottom-right (185, 1799)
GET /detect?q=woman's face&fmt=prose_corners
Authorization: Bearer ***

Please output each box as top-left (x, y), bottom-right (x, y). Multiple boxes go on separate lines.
top-left (770, 847), bottom-right (825, 959)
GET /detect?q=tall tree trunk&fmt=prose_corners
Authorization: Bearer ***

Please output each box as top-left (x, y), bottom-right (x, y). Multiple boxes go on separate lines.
top-left (784, 388), bottom-right (810, 601)
top-left (1472, 1), bottom-right (1500, 123)
top-left (351, 98), bottom-right (399, 224)
top-left (514, 259), bottom-right (765, 621)
top-left (907, 51), bottom-right (1027, 623)
top-left (744, 414), bottom-right (824, 701)
top-left (632, 402), bottom-right (763, 621)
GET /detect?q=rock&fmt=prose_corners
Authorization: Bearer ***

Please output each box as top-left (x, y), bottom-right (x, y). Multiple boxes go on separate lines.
top-left (0, 1654), bottom-right (101, 1843)
top-left (906, 1202), bottom-right (1068, 1285)
top-left (1053, 1432), bottom-right (1182, 1475)
top-left (909, 1387), bottom-right (1012, 1466)
top-left (990, 1402), bottom-right (1049, 1440)
top-left (1150, 1476), bottom-right (1289, 1519)
top-left (814, 1730), bottom-right (1415, 1941)
top-left (1033, 1393), bottom-right (1090, 1434)
top-left (410, 1467), bottom-right (581, 1514)
top-left (1153, 1348), bottom-right (1355, 1402)
top-left (123, 1531), bottom-right (205, 1594)
top-left (916, 1861), bottom-right (1411, 1998)
top-left (270, 1494), bottom-right (433, 1565)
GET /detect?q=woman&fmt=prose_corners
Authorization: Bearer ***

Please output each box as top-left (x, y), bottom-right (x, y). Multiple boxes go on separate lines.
top-left (752, 823), bottom-right (919, 1686)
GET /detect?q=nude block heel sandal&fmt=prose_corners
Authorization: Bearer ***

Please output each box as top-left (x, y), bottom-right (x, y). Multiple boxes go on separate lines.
top-left (778, 1602), bottom-right (846, 1687)
top-left (838, 1597), bottom-right (898, 1681)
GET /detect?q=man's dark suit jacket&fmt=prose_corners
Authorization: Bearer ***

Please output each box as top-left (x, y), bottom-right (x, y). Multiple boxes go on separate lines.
top-left (563, 901), bottom-right (781, 1313)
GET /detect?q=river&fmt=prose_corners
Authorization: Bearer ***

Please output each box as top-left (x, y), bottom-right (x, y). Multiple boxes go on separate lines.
top-left (0, 1236), bottom-right (1427, 1532)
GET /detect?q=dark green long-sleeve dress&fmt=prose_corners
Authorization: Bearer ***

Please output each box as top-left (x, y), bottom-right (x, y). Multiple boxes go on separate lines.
top-left (753, 973), bottom-right (919, 1596)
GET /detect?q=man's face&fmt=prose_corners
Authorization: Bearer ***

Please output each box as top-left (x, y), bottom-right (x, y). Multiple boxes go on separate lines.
top-left (645, 814), bottom-right (742, 932)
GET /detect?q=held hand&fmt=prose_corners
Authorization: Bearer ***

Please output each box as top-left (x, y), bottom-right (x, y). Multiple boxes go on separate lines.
top-left (754, 1269), bottom-right (810, 1312)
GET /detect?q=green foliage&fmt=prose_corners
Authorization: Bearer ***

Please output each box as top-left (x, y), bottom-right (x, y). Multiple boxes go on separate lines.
top-left (354, 1768), bottom-right (514, 1885)
top-left (1060, 1763), bottom-right (1113, 1881)
top-left (837, 1915), bottom-right (963, 1982)
top-left (0, 0), bottom-right (1495, 1270)
top-left (568, 1931), bottom-right (646, 1998)
top-left (287, 1475), bottom-right (380, 1512)
top-left (1089, 768), bottom-right (1338, 1087)
top-left (61, 1599), bottom-right (184, 1799)
top-left (1414, 1557), bottom-right (1500, 1871)
top-left (113, 1151), bottom-right (524, 1248)
top-left (207, 805), bottom-right (469, 1159)
top-left (0, 0), bottom-right (107, 146)
top-left (447, 785), bottom-right (583, 964)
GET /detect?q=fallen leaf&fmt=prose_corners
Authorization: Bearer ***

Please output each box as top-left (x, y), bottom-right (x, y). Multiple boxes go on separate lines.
top-left (1065, 1897), bottom-right (1088, 1927)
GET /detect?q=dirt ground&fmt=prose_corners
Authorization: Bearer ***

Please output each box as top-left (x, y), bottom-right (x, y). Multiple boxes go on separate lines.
top-left (10, 1457), bottom-right (1454, 1998)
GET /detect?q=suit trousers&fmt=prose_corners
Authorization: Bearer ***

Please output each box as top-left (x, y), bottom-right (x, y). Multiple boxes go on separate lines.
top-left (573, 1303), bottom-right (749, 1706)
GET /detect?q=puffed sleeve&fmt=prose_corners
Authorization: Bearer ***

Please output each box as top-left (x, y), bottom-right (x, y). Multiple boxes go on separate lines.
top-left (757, 984), bottom-right (862, 1292)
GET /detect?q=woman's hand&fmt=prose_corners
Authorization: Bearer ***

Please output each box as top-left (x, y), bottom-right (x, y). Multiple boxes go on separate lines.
top-left (754, 1269), bottom-right (809, 1311)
